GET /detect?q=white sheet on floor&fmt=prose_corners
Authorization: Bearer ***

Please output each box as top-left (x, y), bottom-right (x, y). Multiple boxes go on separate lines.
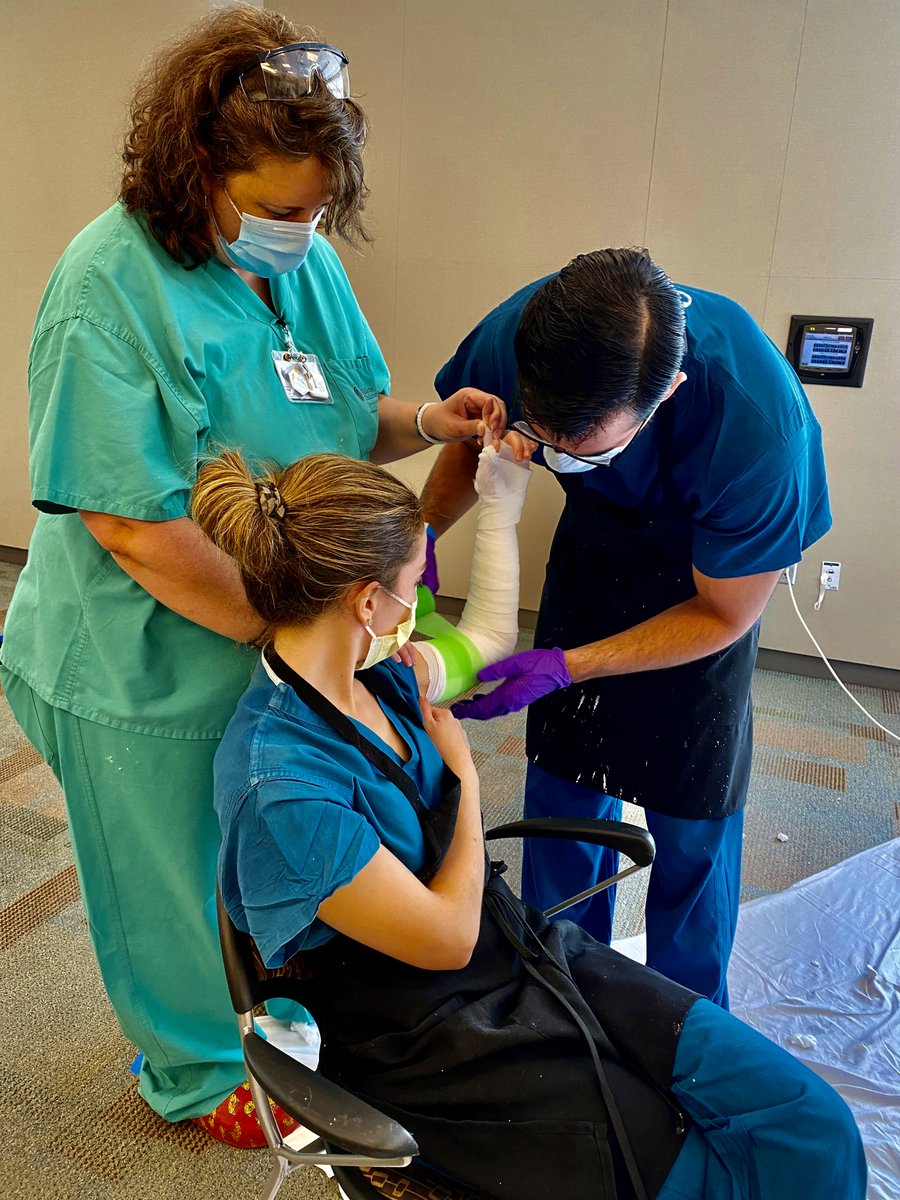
top-left (729, 840), bottom-right (899, 1200)
top-left (615, 840), bottom-right (900, 1200)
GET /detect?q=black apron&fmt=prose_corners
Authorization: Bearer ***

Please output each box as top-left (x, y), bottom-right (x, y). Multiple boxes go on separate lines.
top-left (265, 650), bottom-right (697, 1200)
top-left (527, 401), bottom-right (759, 819)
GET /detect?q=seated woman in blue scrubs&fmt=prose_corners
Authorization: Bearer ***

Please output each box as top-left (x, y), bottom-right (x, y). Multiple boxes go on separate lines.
top-left (198, 448), bottom-right (866, 1200)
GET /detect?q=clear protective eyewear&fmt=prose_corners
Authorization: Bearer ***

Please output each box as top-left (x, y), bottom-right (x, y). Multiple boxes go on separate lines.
top-left (236, 42), bottom-right (350, 103)
top-left (512, 414), bottom-right (653, 467)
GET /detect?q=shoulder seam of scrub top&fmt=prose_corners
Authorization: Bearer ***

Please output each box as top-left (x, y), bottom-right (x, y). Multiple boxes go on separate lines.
top-left (686, 349), bottom-right (803, 444)
top-left (680, 301), bottom-right (809, 444)
top-left (247, 765), bottom-right (357, 802)
top-left (32, 313), bottom-right (203, 433)
top-left (245, 695), bottom-right (356, 800)
top-left (693, 420), bottom-right (822, 520)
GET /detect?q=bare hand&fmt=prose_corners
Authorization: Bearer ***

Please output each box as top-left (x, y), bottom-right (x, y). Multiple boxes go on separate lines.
top-left (419, 697), bottom-right (476, 779)
top-left (502, 429), bottom-right (537, 463)
top-left (392, 643), bottom-right (418, 668)
top-left (425, 389), bottom-right (506, 448)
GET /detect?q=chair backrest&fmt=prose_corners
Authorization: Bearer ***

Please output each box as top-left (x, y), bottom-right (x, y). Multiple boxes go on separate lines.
top-left (216, 886), bottom-right (306, 1013)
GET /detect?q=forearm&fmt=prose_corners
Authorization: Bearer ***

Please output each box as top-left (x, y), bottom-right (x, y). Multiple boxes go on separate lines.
top-left (426, 768), bottom-right (485, 942)
top-left (420, 441), bottom-right (480, 534)
top-left (417, 447), bottom-right (530, 702)
top-left (317, 767), bottom-right (485, 970)
top-left (80, 512), bottom-right (265, 642)
top-left (370, 395), bottom-right (434, 464)
top-left (565, 595), bottom-right (756, 683)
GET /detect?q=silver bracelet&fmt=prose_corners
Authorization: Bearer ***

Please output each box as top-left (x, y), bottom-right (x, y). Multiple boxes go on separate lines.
top-left (415, 402), bottom-right (442, 445)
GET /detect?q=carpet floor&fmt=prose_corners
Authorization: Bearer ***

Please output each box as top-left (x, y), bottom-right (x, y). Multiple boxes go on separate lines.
top-left (1, 561), bottom-right (897, 1199)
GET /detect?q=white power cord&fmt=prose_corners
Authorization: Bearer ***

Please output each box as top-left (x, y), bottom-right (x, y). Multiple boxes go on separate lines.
top-left (785, 574), bottom-right (900, 742)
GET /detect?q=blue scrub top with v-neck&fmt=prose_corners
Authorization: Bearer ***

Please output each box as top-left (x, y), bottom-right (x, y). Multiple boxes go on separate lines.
top-left (214, 658), bottom-right (446, 968)
top-left (435, 278), bottom-right (831, 580)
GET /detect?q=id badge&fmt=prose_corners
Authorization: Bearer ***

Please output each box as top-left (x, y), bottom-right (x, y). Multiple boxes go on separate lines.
top-left (271, 351), bottom-right (333, 404)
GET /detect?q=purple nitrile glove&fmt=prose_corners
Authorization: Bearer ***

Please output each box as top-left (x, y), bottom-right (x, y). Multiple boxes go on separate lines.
top-left (451, 647), bottom-right (571, 721)
top-left (422, 524), bottom-right (440, 594)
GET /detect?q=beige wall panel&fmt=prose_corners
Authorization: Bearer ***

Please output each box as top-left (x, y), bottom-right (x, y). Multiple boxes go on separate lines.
top-left (644, 0), bottom-right (806, 280)
top-left (387, 0), bottom-right (667, 596)
top-left (771, 1), bottom-right (900, 280)
top-left (0, 0), bottom-right (207, 548)
top-left (391, 0), bottom-right (667, 404)
top-left (279, 0), bottom-right (406, 362)
top-left (760, 276), bottom-right (900, 669)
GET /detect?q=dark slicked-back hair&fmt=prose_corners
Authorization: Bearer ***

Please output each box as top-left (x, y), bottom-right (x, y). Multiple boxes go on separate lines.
top-left (514, 249), bottom-right (685, 445)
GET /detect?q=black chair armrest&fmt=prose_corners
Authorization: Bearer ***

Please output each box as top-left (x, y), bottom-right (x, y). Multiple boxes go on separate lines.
top-left (485, 817), bottom-right (655, 868)
top-left (243, 1031), bottom-right (418, 1159)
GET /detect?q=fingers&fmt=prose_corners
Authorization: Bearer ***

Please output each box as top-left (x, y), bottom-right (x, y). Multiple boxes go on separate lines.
top-left (392, 643), bottom-right (417, 667)
top-left (450, 696), bottom-right (486, 720)
top-left (449, 389), bottom-right (507, 441)
top-left (483, 395), bottom-right (507, 446)
top-left (475, 655), bottom-right (520, 684)
top-left (451, 692), bottom-right (507, 721)
top-left (502, 431), bottom-right (535, 463)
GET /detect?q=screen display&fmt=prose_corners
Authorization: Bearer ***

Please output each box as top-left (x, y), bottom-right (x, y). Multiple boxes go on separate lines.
top-left (799, 328), bottom-right (854, 372)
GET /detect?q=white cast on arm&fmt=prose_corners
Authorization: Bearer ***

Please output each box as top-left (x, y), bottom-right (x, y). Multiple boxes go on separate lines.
top-left (415, 443), bottom-right (531, 703)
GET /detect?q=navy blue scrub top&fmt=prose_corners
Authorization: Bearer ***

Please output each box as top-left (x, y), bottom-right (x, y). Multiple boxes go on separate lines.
top-left (436, 279), bottom-right (831, 579)
top-left (214, 657), bottom-right (445, 969)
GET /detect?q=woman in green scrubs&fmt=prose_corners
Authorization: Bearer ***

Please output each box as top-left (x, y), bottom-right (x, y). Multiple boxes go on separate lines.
top-left (0, 7), bottom-right (501, 1140)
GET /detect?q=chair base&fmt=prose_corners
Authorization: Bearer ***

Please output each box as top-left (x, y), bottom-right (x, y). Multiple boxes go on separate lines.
top-left (333, 1161), bottom-right (492, 1200)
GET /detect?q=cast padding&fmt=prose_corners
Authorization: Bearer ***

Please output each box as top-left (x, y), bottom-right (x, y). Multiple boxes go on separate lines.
top-left (416, 445), bottom-right (531, 703)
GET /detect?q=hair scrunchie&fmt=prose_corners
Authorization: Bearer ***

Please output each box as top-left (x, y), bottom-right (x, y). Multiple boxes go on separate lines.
top-left (257, 481), bottom-right (286, 521)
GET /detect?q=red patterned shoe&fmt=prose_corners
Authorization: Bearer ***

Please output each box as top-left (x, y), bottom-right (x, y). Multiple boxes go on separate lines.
top-left (194, 1081), bottom-right (300, 1148)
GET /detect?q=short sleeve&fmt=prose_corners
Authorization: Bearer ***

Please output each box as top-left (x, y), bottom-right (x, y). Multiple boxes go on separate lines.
top-left (28, 316), bottom-right (203, 519)
top-left (692, 422), bottom-right (832, 578)
top-left (361, 307), bottom-right (391, 398)
top-left (234, 778), bottom-right (380, 968)
top-left (435, 305), bottom-right (524, 409)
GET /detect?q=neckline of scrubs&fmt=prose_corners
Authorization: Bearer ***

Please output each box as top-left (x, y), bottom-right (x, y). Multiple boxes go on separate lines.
top-left (348, 694), bottom-right (417, 769)
top-left (261, 651), bottom-right (418, 770)
top-left (204, 254), bottom-right (294, 330)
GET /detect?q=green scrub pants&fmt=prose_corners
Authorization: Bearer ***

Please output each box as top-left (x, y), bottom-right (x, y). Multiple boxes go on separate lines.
top-left (2, 668), bottom-right (247, 1121)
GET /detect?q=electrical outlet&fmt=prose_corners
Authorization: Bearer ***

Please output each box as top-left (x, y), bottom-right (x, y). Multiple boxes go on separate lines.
top-left (779, 564), bottom-right (798, 585)
top-left (821, 560), bottom-right (841, 590)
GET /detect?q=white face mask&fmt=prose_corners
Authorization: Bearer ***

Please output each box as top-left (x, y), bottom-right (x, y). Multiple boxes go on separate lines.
top-left (358, 585), bottom-right (417, 671)
top-left (543, 444), bottom-right (627, 474)
top-left (216, 191), bottom-right (322, 277)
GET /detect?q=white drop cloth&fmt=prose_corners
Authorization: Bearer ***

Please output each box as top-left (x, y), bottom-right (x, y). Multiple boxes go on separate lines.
top-left (615, 840), bottom-right (900, 1199)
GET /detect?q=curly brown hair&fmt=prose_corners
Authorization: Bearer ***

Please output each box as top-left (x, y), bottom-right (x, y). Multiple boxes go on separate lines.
top-left (119, 5), bottom-right (370, 266)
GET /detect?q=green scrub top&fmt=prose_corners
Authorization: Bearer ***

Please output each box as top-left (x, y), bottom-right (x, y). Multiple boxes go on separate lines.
top-left (1, 203), bottom-right (390, 738)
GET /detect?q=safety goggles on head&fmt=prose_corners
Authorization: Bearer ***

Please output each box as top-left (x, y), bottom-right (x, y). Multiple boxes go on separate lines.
top-left (512, 413), bottom-right (654, 467)
top-left (236, 42), bottom-right (350, 103)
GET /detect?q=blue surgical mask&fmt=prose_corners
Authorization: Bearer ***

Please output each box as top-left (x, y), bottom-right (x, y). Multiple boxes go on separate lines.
top-left (543, 445), bottom-right (627, 474)
top-left (215, 191), bottom-right (322, 277)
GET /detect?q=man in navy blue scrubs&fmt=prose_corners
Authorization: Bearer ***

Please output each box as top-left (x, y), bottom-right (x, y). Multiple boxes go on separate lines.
top-left (422, 249), bottom-right (831, 1007)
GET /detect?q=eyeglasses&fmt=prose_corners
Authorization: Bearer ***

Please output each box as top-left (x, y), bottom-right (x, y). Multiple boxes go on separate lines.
top-left (512, 411), bottom-right (654, 466)
top-left (235, 42), bottom-right (350, 103)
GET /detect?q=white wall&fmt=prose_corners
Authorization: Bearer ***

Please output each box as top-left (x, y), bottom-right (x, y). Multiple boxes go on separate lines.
top-left (282, 0), bottom-right (900, 669)
top-left (3, 2), bottom-right (898, 668)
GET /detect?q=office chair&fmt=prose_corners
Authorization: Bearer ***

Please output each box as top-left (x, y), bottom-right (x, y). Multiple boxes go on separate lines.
top-left (216, 816), bottom-right (655, 1200)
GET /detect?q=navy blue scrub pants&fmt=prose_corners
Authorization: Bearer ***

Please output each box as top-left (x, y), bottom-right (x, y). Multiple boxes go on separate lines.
top-left (522, 763), bottom-right (743, 1008)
